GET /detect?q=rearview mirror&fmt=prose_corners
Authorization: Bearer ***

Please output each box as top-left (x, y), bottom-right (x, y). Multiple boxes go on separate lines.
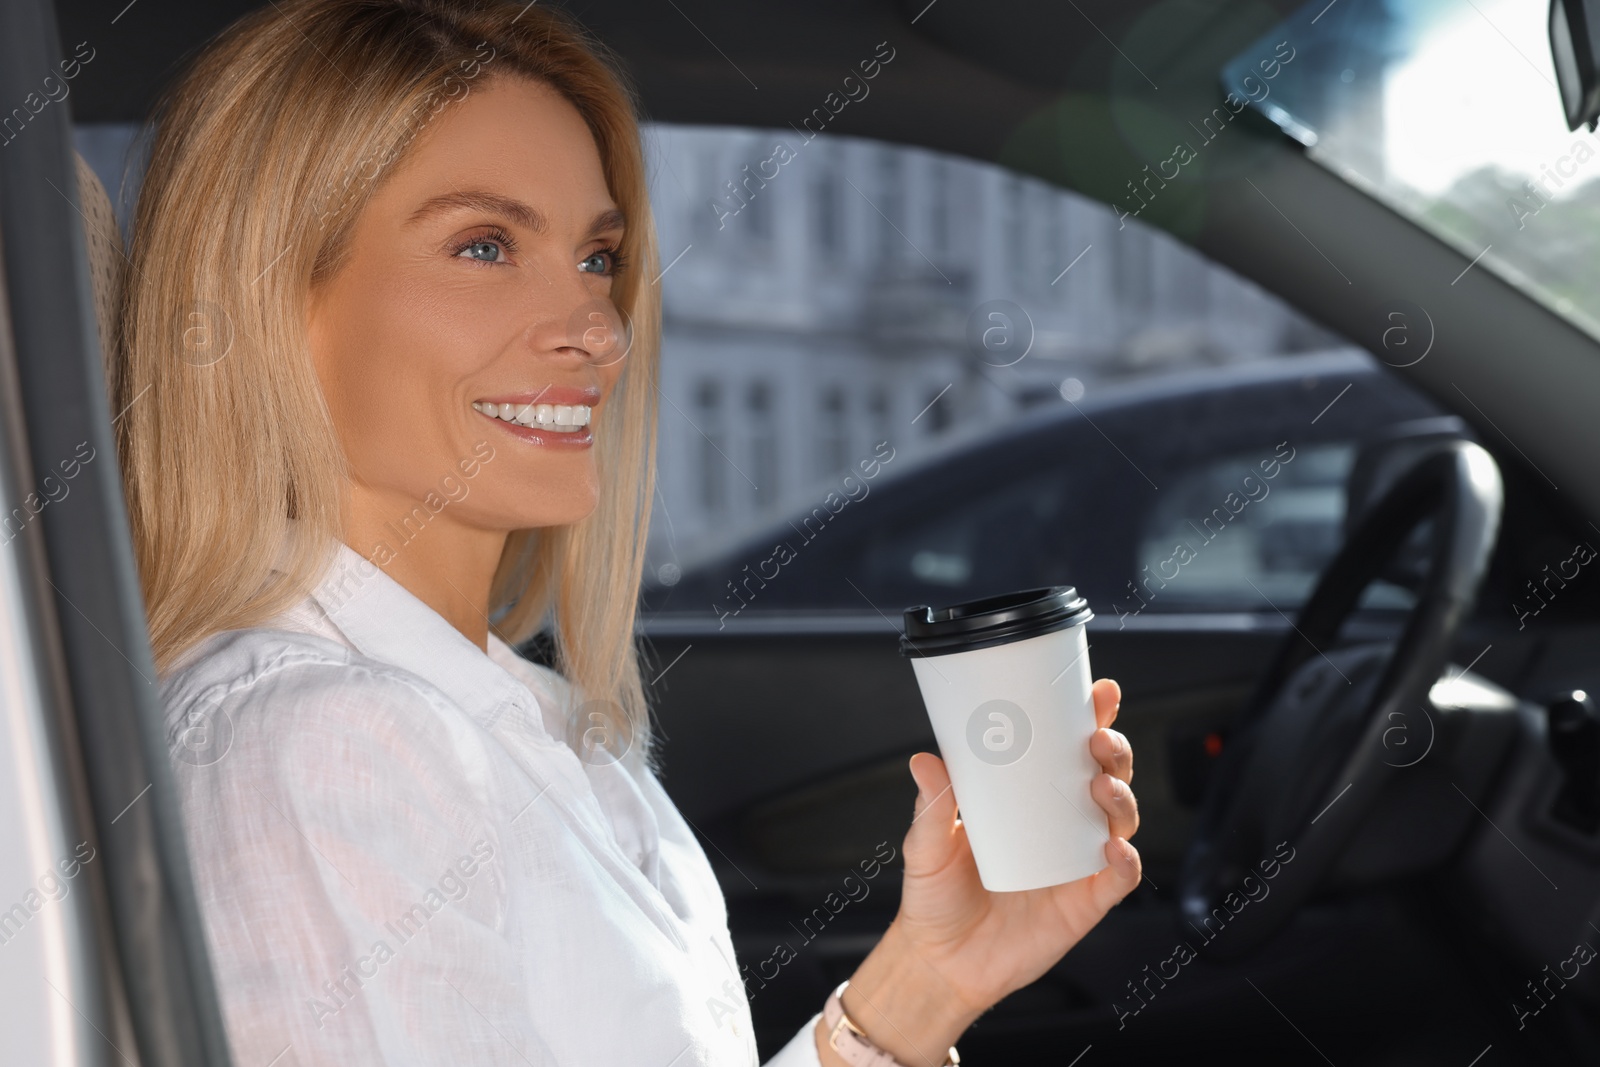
top-left (1552, 0), bottom-right (1600, 131)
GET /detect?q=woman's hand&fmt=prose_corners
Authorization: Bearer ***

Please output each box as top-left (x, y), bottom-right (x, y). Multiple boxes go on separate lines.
top-left (816, 678), bottom-right (1139, 1066)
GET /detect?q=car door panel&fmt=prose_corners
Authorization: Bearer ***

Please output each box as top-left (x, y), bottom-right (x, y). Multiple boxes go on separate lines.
top-left (639, 616), bottom-right (1554, 1061)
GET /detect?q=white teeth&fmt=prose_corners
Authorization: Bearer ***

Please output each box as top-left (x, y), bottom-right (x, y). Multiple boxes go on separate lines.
top-left (474, 400), bottom-right (592, 433)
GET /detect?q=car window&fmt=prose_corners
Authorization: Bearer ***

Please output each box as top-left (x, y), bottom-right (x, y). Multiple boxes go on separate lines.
top-left (854, 463), bottom-right (1076, 608)
top-left (640, 124), bottom-right (1445, 619)
top-left (1220, 0), bottom-right (1600, 345)
top-left (1135, 443), bottom-right (1350, 611)
top-left (72, 119), bottom-right (1446, 622)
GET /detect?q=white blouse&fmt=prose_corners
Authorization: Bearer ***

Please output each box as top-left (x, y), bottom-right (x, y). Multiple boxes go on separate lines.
top-left (161, 540), bottom-right (824, 1066)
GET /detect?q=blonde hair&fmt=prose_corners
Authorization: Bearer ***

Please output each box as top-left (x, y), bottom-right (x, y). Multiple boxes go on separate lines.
top-left (115, 0), bottom-right (662, 765)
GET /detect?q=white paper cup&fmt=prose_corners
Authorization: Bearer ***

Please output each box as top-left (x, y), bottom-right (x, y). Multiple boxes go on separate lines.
top-left (902, 586), bottom-right (1107, 892)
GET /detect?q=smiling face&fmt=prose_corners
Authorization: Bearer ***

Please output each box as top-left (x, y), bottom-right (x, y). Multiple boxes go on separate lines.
top-left (307, 75), bottom-right (630, 541)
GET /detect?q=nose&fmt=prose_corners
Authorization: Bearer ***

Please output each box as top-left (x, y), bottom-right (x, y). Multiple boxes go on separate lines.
top-left (523, 273), bottom-right (631, 369)
top-left (563, 297), bottom-right (633, 369)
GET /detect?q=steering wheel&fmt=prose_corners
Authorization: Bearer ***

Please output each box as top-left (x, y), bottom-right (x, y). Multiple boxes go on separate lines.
top-left (1176, 438), bottom-right (1502, 960)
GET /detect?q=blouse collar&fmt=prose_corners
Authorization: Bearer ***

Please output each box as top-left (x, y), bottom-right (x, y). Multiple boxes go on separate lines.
top-left (307, 539), bottom-right (552, 741)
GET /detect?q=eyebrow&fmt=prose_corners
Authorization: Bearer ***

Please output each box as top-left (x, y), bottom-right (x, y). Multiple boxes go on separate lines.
top-left (406, 190), bottom-right (624, 238)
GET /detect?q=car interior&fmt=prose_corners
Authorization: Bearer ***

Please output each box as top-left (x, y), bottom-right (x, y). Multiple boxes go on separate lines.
top-left (6, 0), bottom-right (1600, 1064)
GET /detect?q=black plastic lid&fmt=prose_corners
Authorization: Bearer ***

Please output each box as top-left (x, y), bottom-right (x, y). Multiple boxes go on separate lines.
top-left (900, 585), bottom-right (1093, 658)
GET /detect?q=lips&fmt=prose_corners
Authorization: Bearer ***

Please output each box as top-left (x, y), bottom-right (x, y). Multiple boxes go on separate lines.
top-left (475, 385), bottom-right (602, 408)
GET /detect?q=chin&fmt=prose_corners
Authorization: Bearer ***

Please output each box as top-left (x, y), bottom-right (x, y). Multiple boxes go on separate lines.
top-left (480, 466), bottom-right (600, 529)
top-left (530, 507), bottom-right (598, 528)
top-left (512, 494), bottom-right (600, 530)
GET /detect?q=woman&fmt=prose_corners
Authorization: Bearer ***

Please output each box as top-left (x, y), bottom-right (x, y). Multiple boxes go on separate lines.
top-left (117, 1), bottom-right (1143, 1063)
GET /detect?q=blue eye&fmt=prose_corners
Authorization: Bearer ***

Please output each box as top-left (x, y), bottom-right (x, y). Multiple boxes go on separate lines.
top-left (451, 225), bottom-right (518, 265)
top-left (579, 247), bottom-right (627, 276)
top-left (458, 240), bottom-right (505, 263)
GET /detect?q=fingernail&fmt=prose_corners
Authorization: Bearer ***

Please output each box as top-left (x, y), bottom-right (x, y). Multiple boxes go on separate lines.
top-left (1111, 732), bottom-right (1127, 757)
top-left (1115, 838), bottom-right (1137, 873)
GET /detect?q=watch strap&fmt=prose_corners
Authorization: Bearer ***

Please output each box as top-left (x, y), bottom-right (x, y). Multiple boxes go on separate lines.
top-left (822, 980), bottom-right (959, 1067)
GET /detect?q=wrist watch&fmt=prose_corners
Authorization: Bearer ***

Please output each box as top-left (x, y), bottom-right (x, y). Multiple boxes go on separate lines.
top-left (822, 980), bottom-right (960, 1066)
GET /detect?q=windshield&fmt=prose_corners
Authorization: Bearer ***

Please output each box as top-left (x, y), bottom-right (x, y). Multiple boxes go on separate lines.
top-left (1223, 0), bottom-right (1600, 341)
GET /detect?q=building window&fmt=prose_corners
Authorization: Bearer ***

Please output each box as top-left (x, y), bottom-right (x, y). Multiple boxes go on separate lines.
top-left (1050, 200), bottom-right (1068, 279)
top-left (695, 379), bottom-right (726, 513)
top-left (748, 381), bottom-right (778, 509)
top-left (1005, 175), bottom-right (1027, 288)
top-left (879, 150), bottom-right (904, 262)
top-left (819, 386), bottom-right (849, 476)
top-left (1117, 230), bottom-right (1151, 315)
top-left (931, 160), bottom-right (950, 256)
top-left (921, 386), bottom-right (953, 435)
top-left (745, 174), bottom-right (772, 243)
top-left (697, 148), bottom-right (727, 239)
top-left (813, 174), bottom-right (841, 259)
top-left (868, 387), bottom-right (890, 451)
